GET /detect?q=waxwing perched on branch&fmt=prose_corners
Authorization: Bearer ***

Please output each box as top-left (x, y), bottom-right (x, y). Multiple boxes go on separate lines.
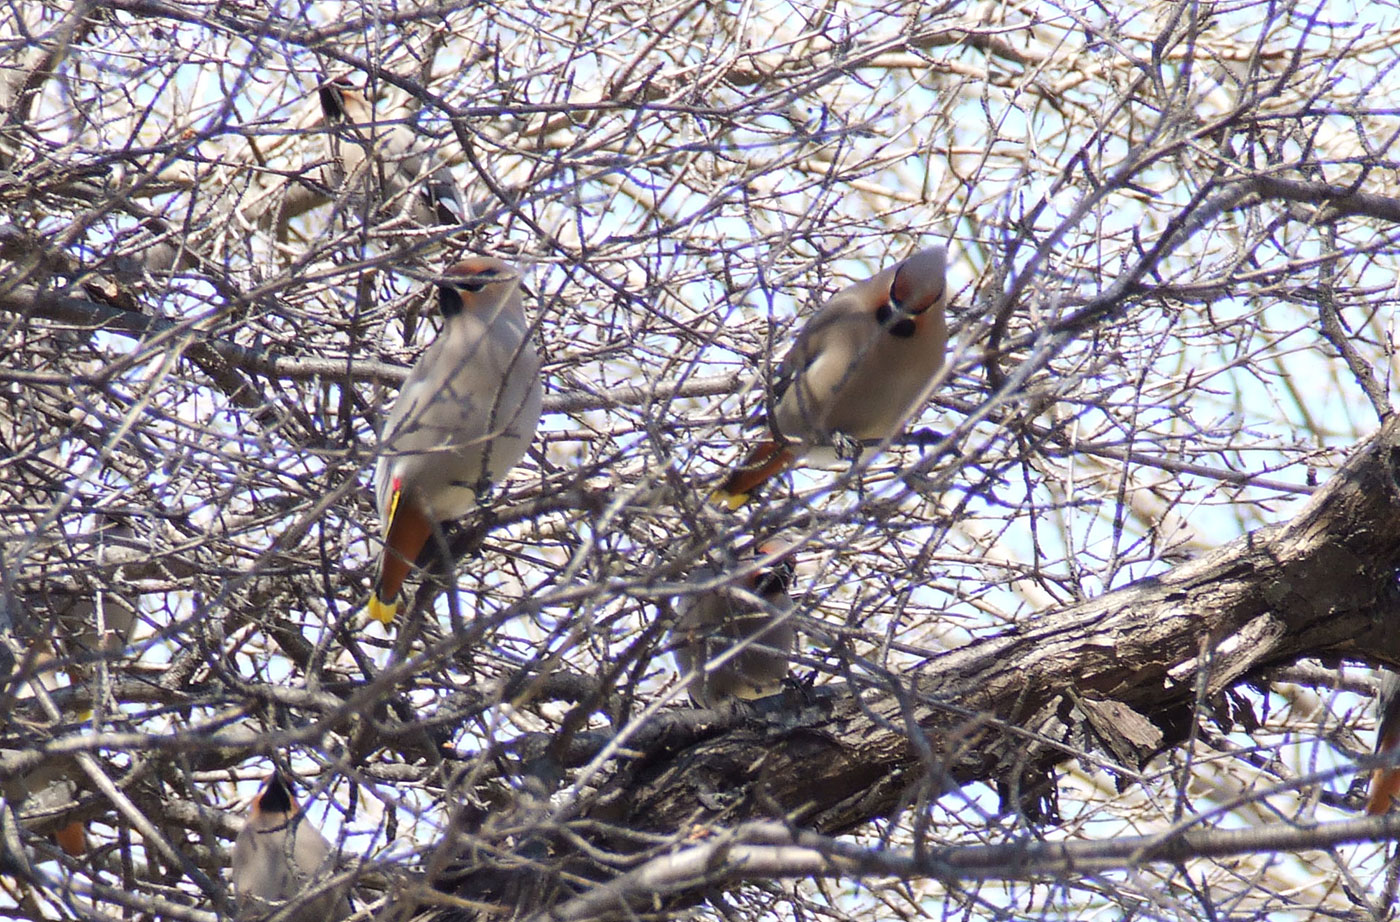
top-left (231, 773), bottom-right (351, 922)
top-left (367, 257), bottom-right (544, 625)
top-left (1367, 670), bottom-right (1400, 814)
top-left (318, 76), bottom-right (458, 226)
top-left (4, 514), bottom-right (141, 856)
top-left (47, 515), bottom-right (141, 666)
top-left (713, 246), bottom-right (950, 508)
top-left (668, 542), bottom-right (796, 707)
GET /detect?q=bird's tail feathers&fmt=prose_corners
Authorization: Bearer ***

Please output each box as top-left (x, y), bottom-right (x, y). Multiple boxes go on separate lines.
top-left (1367, 767), bottom-right (1400, 814)
top-left (711, 442), bottom-right (795, 510)
top-left (54, 820), bottom-right (87, 856)
top-left (367, 491), bottom-right (432, 626)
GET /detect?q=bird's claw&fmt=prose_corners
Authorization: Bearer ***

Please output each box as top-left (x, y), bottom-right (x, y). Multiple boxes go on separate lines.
top-left (833, 431), bottom-right (863, 461)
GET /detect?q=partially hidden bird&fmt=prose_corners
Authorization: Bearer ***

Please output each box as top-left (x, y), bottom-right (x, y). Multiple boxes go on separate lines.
top-left (231, 772), bottom-right (351, 922)
top-left (5, 514), bottom-right (141, 856)
top-left (713, 245), bottom-right (950, 508)
top-left (367, 257), bottom-right (544, 625)
top-left (1367, 670), bottom-right (1400, 814)
top-left (318, 75), bottom-right (458, 226)
top-left (668, 541), bottom-right (796, 707)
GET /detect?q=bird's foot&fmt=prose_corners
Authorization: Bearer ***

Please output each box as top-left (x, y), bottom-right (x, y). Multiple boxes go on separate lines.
top-left (833, 431), bottom-right (864, 461)
top-left (473, 479), bottom-right (496, 506)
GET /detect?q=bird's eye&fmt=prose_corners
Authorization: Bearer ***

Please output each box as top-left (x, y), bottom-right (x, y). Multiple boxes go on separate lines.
top-left (459, 280), bottom-right (488, 293)
top-left (755, 558), bottom-right (796, 594)
top-left (876, 301), bottom-right (916, 337)
top-left (318, 86), bottom-right (346, 120)
top-left (887, 278), bottom-right (905, 313)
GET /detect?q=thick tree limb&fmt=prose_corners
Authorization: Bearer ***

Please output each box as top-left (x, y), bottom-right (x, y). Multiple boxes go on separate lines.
top-left (535, 814), bottom-right (1400, 922)
top-left (424, 415), bottom-right (1400, 914)
top-left (602, 417), bottom-right (1400, 838)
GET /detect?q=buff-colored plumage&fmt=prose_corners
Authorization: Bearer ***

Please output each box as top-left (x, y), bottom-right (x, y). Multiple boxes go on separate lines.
top-left (368, 258), bottom-right (543, 624)
top-left (231, 773), bottom-right (350, 922)
top-left (715, 246), bottom-right (950, 507)
top-left (4, 515), bottom-right (140, 856)
top-left (669, 543), bottom-right (796, 706)
top-left (1367, 670), bottom-right (1400, 814)
top-left (319, 77), bottom-right (458, 225)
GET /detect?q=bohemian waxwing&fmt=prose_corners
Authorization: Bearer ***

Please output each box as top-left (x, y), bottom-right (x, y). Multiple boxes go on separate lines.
top-left (49, 515), bottom-right (140, 666)
top-left (231, 772), bottom-right (351, 922)
top-left (1367, 670), bottom-right (1400, 814)
top-left (713, 246), bottom-right (950, 508)
top-left (668, 542), bottom-right (796, 707)
top-left (318, 76), bottom-right (458, 226)
top-left (5, 515), bottom-right (141, 856)
top-left (0, 746), bottom-right (85, 856)
top-left (367, 257), bottom-right (544, 625)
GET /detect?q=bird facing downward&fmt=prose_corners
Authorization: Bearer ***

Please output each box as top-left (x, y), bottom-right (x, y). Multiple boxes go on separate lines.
top-left (231, 773), bottom-right (350, 922)
top-left (367, 257), bottom-right (544, 625)
top-left (713, 246), bottom-right (950, 508)
top-left (1367, 670), bottom-right (1400, 814)
top-left (668, 542), bottom-right (797, 707)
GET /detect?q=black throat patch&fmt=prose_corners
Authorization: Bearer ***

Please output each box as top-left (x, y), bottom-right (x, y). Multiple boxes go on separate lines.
top-left (875, 302), bottom-right (916, 338)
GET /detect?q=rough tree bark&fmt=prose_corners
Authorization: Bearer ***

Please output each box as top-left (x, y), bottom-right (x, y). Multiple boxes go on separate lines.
top-left (407, 414), bottom-right (1400, 918)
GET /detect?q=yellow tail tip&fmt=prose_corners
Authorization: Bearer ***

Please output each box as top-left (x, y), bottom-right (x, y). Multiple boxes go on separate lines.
top-left (366, 595), bottom-right (399, 626)
top-left (709, 488), bottom-right (749, 511)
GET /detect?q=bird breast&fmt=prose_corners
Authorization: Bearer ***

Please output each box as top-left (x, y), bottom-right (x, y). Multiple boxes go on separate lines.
top-left (774, 308), bottom-right (946, 445)
top-left (375, 308), bottom-right (542, 522)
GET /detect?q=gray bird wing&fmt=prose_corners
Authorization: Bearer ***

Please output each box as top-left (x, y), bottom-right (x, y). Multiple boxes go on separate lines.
top-left (376, 308), bottom-right (542, 523)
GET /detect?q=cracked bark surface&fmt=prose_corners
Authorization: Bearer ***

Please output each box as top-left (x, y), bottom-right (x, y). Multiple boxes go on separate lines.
top-left (429, 416), bottom-right (1400, 915)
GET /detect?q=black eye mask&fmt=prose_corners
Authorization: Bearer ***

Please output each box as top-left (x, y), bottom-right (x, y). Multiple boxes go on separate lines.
top-left (754, 557), bottom-right (796, 595)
